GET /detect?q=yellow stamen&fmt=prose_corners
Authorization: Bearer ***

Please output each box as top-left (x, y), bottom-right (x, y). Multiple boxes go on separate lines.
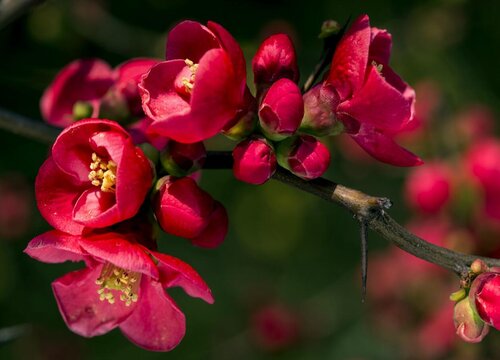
top-left (95, 263), bottom-right (141, 306)
top-left (181, 58), bottom-right (199, 94)
top-left (371, 60), bottom-right (384, 74)
top-left (88, 152), bottom-right (117, 192)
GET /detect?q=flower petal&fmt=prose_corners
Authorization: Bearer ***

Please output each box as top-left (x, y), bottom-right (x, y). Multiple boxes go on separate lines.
top-left (208, 21), bottom-right (247, 94)
top-left (369, 27), bottom-right (392, 65)
top-left (36, 157), bottom-right (86, 235)
top-left (139, 60), bottom-right (190, 122)
top-left (79, 233), bottom-right (158, 279)
top-left (327, 14), bottom-right (371, 100)
top-left (52, 119), bottom-right (130, 183)
top-left (337, 65), bottom-right (411, 134)
top-left (166, 20), bottom-right (220, 62)
top-left (24, 230), bottom-right (85, 263)
top-left (52, 265), bottom-right (135, 337)
top-left (350, 125), bottom-right (423, 167)
top-left (119, 279), bottom-right (186, 351)
top-left (154, 252), bottom-right (214, 304)
top-left (72, 188), bottom-right (118, 227)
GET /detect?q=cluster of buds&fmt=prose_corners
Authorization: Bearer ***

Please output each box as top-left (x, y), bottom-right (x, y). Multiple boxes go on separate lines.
top-left (27, 15), bottom-right (422, 351)
top-left (451, 259), bottom-right (497, 343)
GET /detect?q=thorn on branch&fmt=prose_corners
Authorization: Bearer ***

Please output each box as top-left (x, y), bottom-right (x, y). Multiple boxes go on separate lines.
top-left (360, 220), bottom-right (368, 303)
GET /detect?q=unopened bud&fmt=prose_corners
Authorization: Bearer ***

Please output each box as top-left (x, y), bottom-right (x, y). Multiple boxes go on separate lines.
top-left (259, 78), bottom-right (303, 141)
top-left (300, 84), bottom-right (343, 137)
top-left (252, 33), bottom-right (299, 87)
top-left (319, 19), bottom-right (341, 39)
top-left (232, 137), bottom-right (277, 185)
top-left (276, 135), bottom-right (330, 180)
top-left (471, 259), bottom-right (489, 275)
top-left (72, 101), bottom-right (93, 120)
top-left (454, 297), bottom-right (489, 343)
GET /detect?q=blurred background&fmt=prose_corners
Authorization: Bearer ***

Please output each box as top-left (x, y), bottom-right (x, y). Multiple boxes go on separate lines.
top-left (1, 0), bottom-right (500, 358)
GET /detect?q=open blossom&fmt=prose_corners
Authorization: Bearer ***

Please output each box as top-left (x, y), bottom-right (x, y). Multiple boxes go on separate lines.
top-left (41, 58), bottom-right (158, 128)
top-left (24, 225), bottom-right (214, 351)
top-left (36, 119), bottom-right (153, 235)
top-left (154, 176), bottom-right (228, 248)
top-left (305, 15), bottom-right (421, 166)
top-left (140, 21), bottom-right (251, 143)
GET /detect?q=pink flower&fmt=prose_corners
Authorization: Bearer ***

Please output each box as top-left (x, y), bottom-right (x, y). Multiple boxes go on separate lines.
top-left (313, 15), bottom-right (421, 166)
top-left (154, 176), bottom-right (228, 248)
top-left (258, 78), bottom-right (303, 141)
top-left (140, 21), bottom-right (251, 143)
top-left (469, 270), bottom-right (500, 331)
top-left (24, 226), bottom-right (214, 351)
top-left (36, 119), bottom-right (153, 235)
top-left (252, 33), bottom-right (299, 88)
top-left (41, 59), bottom-right (114, 127)
top-left (233, 138), bottom-right (277, 185)
top-left (41, 58), bottom-right (158, 128)
top-left (404, 162), bottom-right (453, 214)
top-left (277, 135), bottom-right (330, 180)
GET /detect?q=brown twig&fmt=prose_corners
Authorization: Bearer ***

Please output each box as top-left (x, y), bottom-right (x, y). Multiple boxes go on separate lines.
top-left (1, 109), bottom-right (499, 275)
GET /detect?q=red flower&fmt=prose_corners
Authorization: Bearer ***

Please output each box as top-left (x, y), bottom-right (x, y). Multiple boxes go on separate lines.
top-left (311, 15), bottom-right (421, 166)
top-left (41, 59), bottom-right (114, 127)
top-left (24, 227), bottom-right (213, 351)
top-left (233, 137), bottom-right (277, 185)
top-left (140, 21), bottom-right (251, 143)
top-left (154, 176), bottom-right (228, 248)
top-left (41, 58), bottom-right (159, 129)
top-left (36, 119), bottom-right (153, 235)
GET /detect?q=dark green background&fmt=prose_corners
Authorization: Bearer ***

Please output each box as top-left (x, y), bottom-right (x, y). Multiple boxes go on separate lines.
top-left (1, 0), bottom-right (499, 359)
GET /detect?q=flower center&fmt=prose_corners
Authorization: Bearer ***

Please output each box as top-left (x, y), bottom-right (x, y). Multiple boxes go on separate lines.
top-left (95, 263), bottom-right (141, 306)
top-left (88, 152), bottom-right (117, 192)
top-left (181, 58), bottom-right (199, 94)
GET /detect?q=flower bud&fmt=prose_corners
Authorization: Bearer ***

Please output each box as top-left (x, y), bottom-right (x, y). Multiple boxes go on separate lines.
top-left (252, 34), bottom-right (299, 87)
top-left (469, 271), bottom-right (500, 331)
top-left (154, 176), bottom-right (227, 247)
top-left (160, 141), bottom-right (206, 177)
top-left (232, 138), bottom-right (277, 185)
top-left (319, 19), bottom-right (341, 39)
top-left (277, 135), bottom-right (330, 180)
top-left (259, 79), bottom-right (303, 141)
top-left (454, 296), bottom-right (489, 343)
top-left (404, 162), bottom-right (453, 214)
top-left (300, 84), bottom-right (343, 137)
